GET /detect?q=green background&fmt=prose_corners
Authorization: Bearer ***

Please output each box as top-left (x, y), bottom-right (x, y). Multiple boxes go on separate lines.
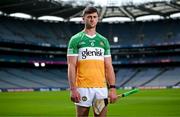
top-left (0, 89), bottom-right (180, 117)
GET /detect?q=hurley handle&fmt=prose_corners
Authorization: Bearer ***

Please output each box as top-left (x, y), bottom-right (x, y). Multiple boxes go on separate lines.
top-left (118, 88), bottom-right (139, 97)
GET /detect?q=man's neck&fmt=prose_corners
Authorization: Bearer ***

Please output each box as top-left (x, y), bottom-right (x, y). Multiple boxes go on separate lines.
top-left (83, 28), bottom-right (96, 36)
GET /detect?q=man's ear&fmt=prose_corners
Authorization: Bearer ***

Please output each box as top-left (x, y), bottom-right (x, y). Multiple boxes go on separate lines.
top-left (82, 17), bottom-right (85, 24)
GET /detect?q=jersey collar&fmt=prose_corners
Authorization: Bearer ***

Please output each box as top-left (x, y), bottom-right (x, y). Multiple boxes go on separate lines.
top-left (82, 31), bottom-right (97, 39)
top-left (85, 34), bottom-right (96, 38)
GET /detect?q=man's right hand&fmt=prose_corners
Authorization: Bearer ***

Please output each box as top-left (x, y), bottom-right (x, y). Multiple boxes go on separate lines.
top-left (70, 88), bottom-right (81, 103)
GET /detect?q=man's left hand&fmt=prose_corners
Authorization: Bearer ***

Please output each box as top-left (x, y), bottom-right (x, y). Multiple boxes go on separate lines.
top-left (108, 88), bottom-right (118, 103)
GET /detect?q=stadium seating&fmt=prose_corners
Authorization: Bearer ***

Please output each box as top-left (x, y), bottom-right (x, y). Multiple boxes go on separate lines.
top-left (0, 16), bottom-right (180, 46)
top-left (0, 16), bottom-right (180, 90)
top-left (0, 68), bottom-right (68, 89)
top-left (115, 67), bottom-right (180, 88)
top-left (0, 67), bottom-right (180, 89)
top-left (144, 67), bottom-right (180, 87)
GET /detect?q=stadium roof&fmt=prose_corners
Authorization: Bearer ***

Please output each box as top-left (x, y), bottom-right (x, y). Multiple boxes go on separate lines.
top-left (0, 0), bottom-right (180, 22)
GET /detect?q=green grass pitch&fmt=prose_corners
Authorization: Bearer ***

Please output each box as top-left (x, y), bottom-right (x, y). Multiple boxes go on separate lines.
top-left (0, 89), bottom-right (180, 117)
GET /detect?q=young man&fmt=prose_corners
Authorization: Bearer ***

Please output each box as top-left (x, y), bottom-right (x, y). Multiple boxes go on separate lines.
top-left (67, 6), bottom-right (117, 117)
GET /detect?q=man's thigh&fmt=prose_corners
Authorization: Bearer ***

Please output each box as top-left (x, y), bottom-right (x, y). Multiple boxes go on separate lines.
top-left (76, 105), bottom-right (90, 117)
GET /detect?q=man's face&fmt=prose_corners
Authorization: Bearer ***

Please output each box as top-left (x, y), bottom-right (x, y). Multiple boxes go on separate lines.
top-left (83, 12), bottom-right (98, 29)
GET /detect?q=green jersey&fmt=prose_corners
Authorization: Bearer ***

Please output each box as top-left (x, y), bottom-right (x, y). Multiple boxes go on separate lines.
top-left (67, 31), bottom-right (111, 88)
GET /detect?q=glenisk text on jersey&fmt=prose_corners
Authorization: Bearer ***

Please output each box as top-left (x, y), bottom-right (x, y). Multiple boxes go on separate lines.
top-left (81, 48), bottom-right (103, 59)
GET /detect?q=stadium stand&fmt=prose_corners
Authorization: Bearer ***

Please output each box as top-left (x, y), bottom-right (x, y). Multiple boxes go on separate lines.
top-left (1, 16), bottom-right (180, 90)
top-left (115, 67), bottom-right (180, 88)
top-left (0, 68), bottom-right (68, 89)
top-left (1, 16), bottom-right (180, 46)
top-left (0, 0), bottom-right (180, 91)
top-left (144, 67), bottom-right (180, 87)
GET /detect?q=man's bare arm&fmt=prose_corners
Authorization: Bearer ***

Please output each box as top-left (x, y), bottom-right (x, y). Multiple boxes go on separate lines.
top-left (67, 56), bottom-right (77, 89)
top-left (67, 56), bottom-right (80, 103)
top-left (104, 57), bottom-right (116, 86)
top-left (104, 57), bottom-right (117, 103)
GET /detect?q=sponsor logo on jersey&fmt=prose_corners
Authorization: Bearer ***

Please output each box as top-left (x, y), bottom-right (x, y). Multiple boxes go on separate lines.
top-left (82, 49), bottom-right (102, 59)
top-left (79, 47), bottom-right (104, 60)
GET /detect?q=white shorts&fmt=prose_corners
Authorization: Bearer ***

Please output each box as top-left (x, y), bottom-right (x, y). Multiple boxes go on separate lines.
top-left (75, 88), bottom-right (108, 107)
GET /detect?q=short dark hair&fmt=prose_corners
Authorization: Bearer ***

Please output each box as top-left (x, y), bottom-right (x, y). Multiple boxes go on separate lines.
top-left (82, 6), bottom-right (98, 16)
